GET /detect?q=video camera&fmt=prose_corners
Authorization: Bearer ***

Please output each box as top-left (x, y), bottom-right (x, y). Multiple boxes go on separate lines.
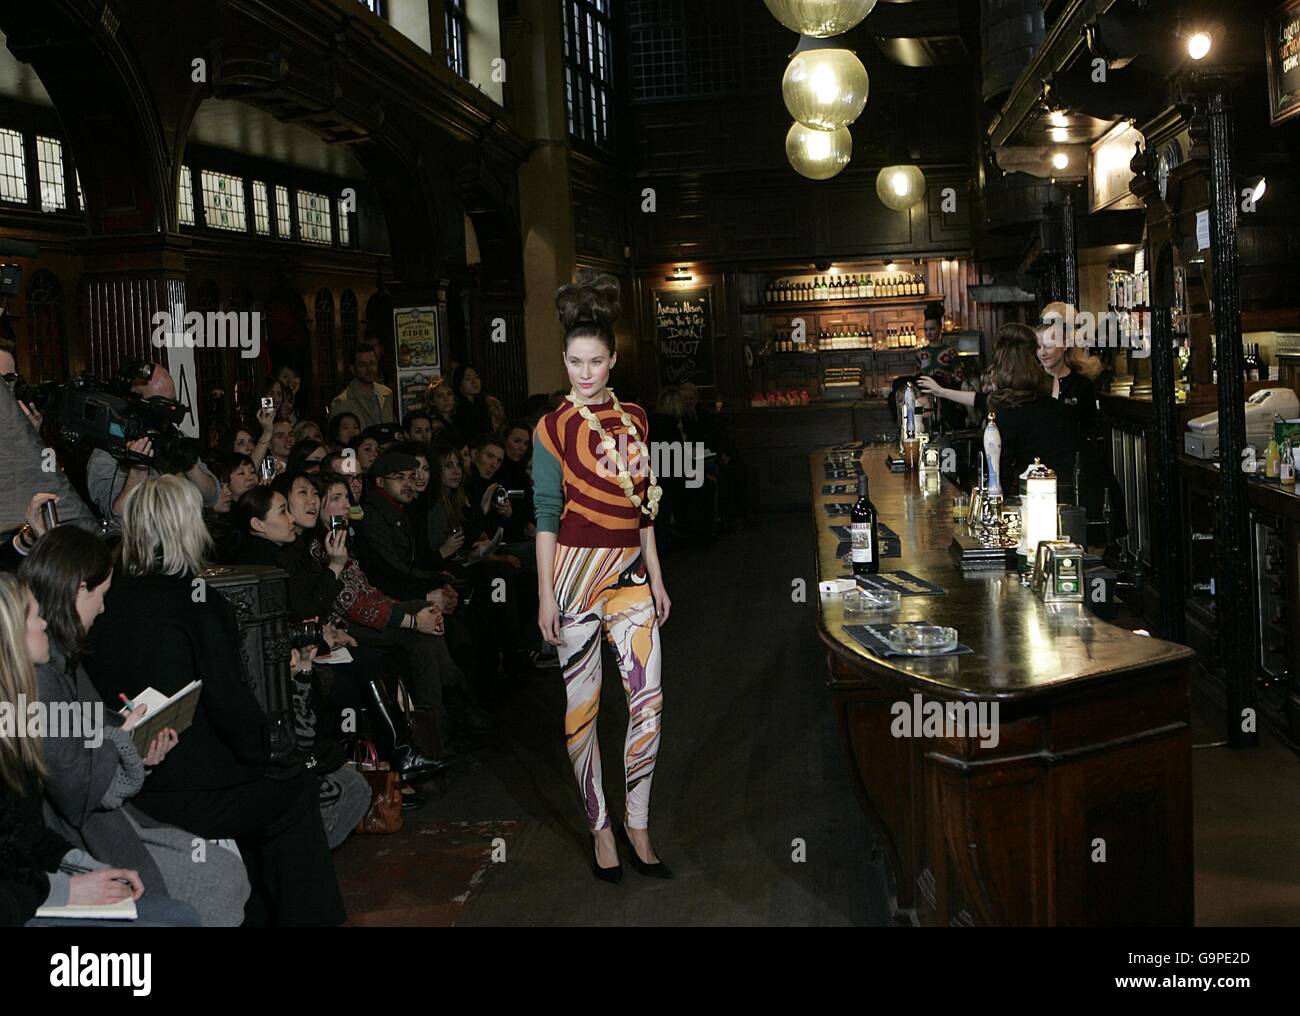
top-left (3, 359), bottom-right (200, 473)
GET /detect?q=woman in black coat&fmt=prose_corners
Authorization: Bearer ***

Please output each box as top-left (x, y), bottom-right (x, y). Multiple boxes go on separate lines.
top-left (450, 364), bottom-right (495, 439)
top-left (82, 476), bottom-right (346, 926)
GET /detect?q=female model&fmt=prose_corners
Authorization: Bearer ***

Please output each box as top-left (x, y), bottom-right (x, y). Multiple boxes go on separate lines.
top-left (533, 271), bottom-right (673, 883)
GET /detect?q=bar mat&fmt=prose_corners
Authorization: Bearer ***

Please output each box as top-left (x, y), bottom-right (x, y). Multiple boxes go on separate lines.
top-left (855, 571), bottom-right (946, 596)
top-left (831, 523), bottom-right (900, 541)
top-left (824, 464), bottom-right (864, 479)
top-left (836, 540), bottom-right (901, 561)
top-left (842, 622), bottom-right (974, 658)
top-left (823, 502), bottom-right (856, 516)
top-left (821, 484), bottom-right (852, 495)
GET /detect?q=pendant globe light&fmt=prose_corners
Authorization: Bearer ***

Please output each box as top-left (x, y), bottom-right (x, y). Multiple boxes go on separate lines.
top-left (782, 36), bottom-right (869, 131)
top-left (764, 0), bottom-right (878, 38)
top-left (876, 164), bottom-right (926, 210)
top-left (786, 122), bottom-right (853, 180)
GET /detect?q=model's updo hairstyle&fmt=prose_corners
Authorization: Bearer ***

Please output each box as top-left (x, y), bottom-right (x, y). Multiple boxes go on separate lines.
top-left (556, 268), bottom-right (621, 354)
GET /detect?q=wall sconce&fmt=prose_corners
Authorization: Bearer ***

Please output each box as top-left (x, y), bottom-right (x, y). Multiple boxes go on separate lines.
top-left (1186, 30), bottom-right (1212, 60)
top-left (664, 266), bottom-right (694, 282)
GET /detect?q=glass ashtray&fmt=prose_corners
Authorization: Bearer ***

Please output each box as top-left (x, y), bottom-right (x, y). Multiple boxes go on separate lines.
top-left (844, 588), bottom-right (902, 617)
top-left (883, 624), bottom-right (958, 656)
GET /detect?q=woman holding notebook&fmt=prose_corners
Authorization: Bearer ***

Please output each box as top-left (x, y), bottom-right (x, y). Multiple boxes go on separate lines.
top-left (20, 525), bottom-right (251, 927)
top-left (0, 572), bottom-right (200, 927)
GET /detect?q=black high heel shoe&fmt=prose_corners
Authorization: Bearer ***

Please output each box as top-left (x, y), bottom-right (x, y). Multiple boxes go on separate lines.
top-left (590, 832), bottom-right (623, 884)
top-left (616, 823), bottom-right (674, 879)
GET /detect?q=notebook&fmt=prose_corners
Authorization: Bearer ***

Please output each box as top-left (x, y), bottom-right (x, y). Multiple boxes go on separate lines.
top-left (34, 898), bottom-right (138, 921)
top-left (119, 681), bottom-right (202, 755)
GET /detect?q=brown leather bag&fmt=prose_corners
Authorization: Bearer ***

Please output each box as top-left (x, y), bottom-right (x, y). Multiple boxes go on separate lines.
top-left (352, 740), bottom-right (403, 835)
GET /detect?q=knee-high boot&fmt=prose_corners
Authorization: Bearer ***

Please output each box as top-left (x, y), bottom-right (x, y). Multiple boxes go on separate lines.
top-left (365, 680), bottom-right (450, 779)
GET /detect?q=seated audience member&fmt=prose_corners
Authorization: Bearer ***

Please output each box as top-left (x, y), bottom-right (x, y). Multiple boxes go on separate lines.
top-left (21, 528), bottom-right (251, 926)
top-left (260, 376), bottom-right (295, 426)
top-left (402, 410), bottom-right (435, 446)
top-left (205, 453), bottom-right (258, 560)
top-left (82, 476), bottom-right (347, 926)
top-left (231, 481), bottom-right (450, 778)
top-left (497, 422), bottom-right (538, 544)
top-left (86, 363), bottom-right (221, 523)
top-left (348, 433), bottom-right (381, 476)
top-left (465, 432), bottom-right (535, 573)
top-left (293, 419), bottom-right (324, 446)
top-left (327, 411), bottom-right (362, 449)
top-left (486, 395), bottom-right (508, 433)
top-left (652, 386), bottom-right (717, 546)
top-left (426, 379), bottom-right (460, 442)
top-left (451, 364), bottom-right (494, 439)
top-left (0, 572), bottom-right (201, 928)
top-left (321, 451), bottom-right (364, 502)
top-left (288, 439), bottom-right (329, 474)
top-left (267, 419), bottom-right (296, 475)
top-left (679, 381), bottom-right (745, 526)
top-left (274, 365), bottom-right (303, 424)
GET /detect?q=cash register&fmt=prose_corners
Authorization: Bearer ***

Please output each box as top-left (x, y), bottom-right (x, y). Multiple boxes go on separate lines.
top-left (1184, 387), bottom-right (1300, 458)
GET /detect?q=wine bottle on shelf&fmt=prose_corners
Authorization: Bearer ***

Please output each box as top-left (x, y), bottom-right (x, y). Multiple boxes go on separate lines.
top-left (850, 474), bottom-right (879, 575)
top-left (864, 274), bottom-right (875, 298)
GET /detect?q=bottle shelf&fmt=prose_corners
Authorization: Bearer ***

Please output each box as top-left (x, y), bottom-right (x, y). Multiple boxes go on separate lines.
top-left (745, 293), bottom-right (937, 313)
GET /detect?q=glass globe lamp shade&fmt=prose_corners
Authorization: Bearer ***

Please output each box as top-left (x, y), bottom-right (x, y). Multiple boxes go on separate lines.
top-left (876, 165), bottom-right (926, 210)
top-left (763, 0), bottom-right (878, 38)
top-left (786, 123), bottom-right (853, 180)
top-left (782, 49), bottom-right (869, 130)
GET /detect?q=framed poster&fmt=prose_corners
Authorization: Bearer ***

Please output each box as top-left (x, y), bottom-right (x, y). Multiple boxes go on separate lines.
top-left (653, 286), bottom-right (715, 390)
top-left (392, 305), bottom-right (442, 418)
top-left (1266, 0), bottom-right (1300, 125)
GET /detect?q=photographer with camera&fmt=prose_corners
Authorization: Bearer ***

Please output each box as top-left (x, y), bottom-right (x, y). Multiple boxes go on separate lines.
top-left (84, 363), bottom-right (220, 523)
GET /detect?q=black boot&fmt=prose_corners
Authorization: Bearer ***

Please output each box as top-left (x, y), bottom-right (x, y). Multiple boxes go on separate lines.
top-left (366, 680), bottom-right (451, 780)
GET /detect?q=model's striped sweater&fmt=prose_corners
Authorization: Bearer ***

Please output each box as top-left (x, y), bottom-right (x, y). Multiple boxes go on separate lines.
top-left (532, 396), bottom-right (653, 548)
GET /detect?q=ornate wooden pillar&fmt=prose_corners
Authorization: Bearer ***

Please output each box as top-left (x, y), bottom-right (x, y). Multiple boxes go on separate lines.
top-left (1201, 80), bottom-right (1256, 747)
top-left (77, 235), bottom-right (191, 380)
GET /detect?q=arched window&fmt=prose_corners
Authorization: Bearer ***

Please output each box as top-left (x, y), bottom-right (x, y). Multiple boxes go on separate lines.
top-left (316, 288), bottom-right (336, 395)
top-left (26, 269), bottom-right (66, 382)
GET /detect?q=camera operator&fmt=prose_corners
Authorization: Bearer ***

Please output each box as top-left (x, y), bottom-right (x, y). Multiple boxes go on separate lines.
top-left (85, 363), bottom-right (220, 522)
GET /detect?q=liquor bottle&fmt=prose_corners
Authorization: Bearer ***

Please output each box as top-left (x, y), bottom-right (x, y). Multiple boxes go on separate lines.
top-left (1258, 343), bottom-right (1269, 379)
top-left (850, 474), bottom-right (879, 575)
top-left (1251, 343), bottom-right (1261, 381)
top-left (1247, 344), bottom-right (1259, 382)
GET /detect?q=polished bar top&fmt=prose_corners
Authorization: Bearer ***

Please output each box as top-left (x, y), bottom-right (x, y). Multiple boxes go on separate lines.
top-left (813, 445), bottom-right (1194, 700)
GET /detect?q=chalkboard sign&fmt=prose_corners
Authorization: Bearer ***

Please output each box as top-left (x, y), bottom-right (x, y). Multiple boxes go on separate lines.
top-left (653, 287), bottom-right (714, 389)
top-left (1267, 0), bottom-right (1300, 125)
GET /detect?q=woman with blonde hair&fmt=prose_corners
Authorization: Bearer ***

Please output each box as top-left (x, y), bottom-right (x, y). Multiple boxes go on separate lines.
top-left (80, 475), bottom-right (347, 926)
top-left (0, 572), bottom-right (199, 927)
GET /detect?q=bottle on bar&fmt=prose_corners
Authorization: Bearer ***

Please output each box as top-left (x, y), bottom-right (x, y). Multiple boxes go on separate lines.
top-left (864, 273), bottom-right (875, 298)
top-left (850, 473), bottom-right (879, 575)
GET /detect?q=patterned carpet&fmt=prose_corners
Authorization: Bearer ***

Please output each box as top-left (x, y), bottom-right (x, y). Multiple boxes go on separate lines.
top-left (334, 818), bottom-right (532, 926)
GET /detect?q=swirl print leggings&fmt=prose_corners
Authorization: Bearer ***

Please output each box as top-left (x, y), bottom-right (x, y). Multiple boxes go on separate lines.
top-left (553, 543), bottom-right (663, 832)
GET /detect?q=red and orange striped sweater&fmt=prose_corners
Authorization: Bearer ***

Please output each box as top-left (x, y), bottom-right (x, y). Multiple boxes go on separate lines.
top-left (532, 395), bottom-right (653, 548)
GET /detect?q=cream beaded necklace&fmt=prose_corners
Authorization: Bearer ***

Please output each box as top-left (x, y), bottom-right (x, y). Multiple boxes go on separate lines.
top-left (565, 386), bottom-right (663, 518)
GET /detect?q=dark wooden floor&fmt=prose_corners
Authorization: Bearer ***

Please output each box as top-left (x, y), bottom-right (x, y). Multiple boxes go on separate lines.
top-left (407, 510), bottom-right (891, 926)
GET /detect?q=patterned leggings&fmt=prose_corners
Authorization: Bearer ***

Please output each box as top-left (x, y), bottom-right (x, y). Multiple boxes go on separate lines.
top-left (552, 543), bottom-right (663, 832)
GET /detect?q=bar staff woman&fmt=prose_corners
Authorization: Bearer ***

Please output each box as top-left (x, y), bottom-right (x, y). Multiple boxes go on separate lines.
top-left (532, 270), bottom-right (673, 883)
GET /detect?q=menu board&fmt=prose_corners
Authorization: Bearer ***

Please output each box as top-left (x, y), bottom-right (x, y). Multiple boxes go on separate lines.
top-left (392, 305), bottom-right (442, 419)
top-left (1267, 0), bottom-right (1300, 125)
top-left (653, 287), bottom-right (714, 389)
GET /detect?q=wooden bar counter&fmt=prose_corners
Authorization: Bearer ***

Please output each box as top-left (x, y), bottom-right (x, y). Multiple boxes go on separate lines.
top-left (813, 446), bottom-right (1195, 926)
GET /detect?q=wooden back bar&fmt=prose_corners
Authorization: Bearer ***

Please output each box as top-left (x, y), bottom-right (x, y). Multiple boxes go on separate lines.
top-left (813, 446), bottom-right (1195, 926)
